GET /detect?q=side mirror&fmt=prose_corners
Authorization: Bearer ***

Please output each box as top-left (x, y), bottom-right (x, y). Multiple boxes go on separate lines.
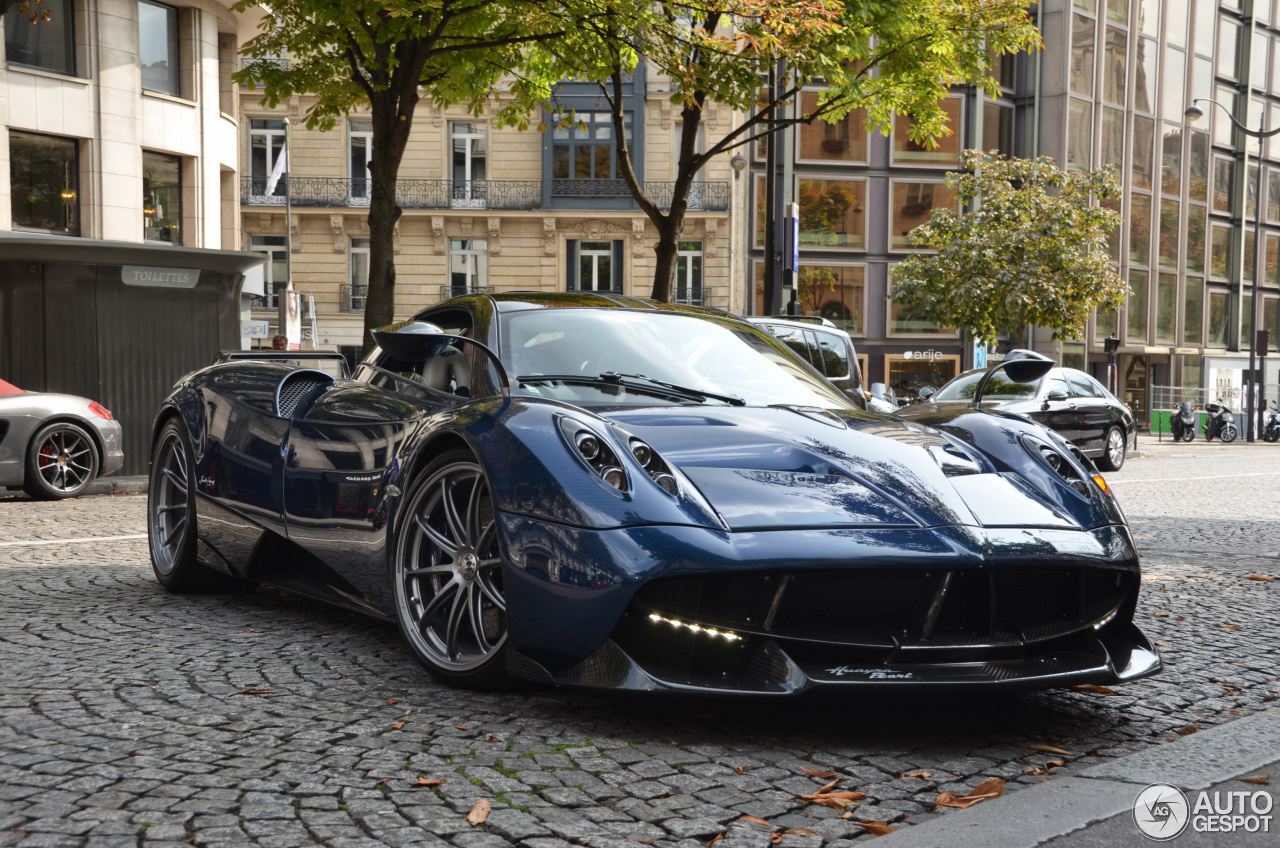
top-left (917, 386), bottom-right (936, 401)
top-left (971, 349), bottom-right (1054, 409)
top-left (371, 320), bottom-right (510, 394)
top-left (896, 397), bottom-right (910, 408)
top-left (1045, 389), bottom-right (1069, 402)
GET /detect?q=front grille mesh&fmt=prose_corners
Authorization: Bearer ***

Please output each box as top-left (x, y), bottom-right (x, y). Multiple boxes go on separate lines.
top-left (622, 566), bottom-right (1132, 651)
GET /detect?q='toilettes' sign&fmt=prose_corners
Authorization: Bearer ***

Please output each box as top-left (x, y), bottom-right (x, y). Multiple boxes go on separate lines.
top-left (120, 266), bottom-right (201, 288)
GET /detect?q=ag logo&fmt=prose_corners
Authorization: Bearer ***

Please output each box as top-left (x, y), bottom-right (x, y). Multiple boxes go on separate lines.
top-left (1133, 784), bottom-right (1190, 840)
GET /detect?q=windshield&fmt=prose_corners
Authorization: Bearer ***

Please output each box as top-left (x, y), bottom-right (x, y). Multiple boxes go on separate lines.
top-left (502, 309), bottom-right (856, 409)
top-left (933, 370), bottom-right (1041, 402)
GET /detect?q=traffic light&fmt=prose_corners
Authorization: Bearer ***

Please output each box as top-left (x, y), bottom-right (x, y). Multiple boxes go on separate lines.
top-left (1103, 336), bottom-right (1121, 355)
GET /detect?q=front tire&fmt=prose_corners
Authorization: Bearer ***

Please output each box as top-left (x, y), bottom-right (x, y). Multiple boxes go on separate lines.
top-left (392, 449), bottom-right (509, 689)
top-left (1181, 426), bottom-right (1196, 442)
top-left (1220, 422), bottom-right (1238, 443)
top-left (23, 422), bottom-right (98, 500)
top-left (1097, 425), bottom-right (1127, 471)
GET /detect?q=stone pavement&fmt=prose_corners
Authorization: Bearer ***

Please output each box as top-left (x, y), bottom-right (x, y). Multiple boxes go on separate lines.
top-left (1, 442), bottom-right (1278, 848)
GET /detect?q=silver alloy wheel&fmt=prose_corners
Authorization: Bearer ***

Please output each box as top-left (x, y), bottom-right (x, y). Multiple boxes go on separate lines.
top-left (397, 461), bottom-right (506, 672)
top-left (1107, 427), bottom-right (1125, 467)
top-left (35, 426), bottom-right (93, 493)
top-left (149, 432), bottom-right (190, 574)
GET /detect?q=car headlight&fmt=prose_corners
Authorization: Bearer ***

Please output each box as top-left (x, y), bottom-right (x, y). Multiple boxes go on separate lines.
top-left (613, 425), bottom-right (680, 496)
top-left (559, 417), bottom-right (628, 492)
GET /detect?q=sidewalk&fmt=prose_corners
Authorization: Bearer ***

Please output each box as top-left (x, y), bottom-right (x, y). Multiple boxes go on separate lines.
top-left (1, 474), bottom-right (147, 499)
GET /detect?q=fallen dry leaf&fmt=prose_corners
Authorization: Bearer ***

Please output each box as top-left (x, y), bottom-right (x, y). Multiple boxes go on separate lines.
top-left (706, 832), bottom-right (725, 848)
top-left (408, 778), bottom-right (444, 787)
top-left (456, 725), bottom-right (468, 730)
top-left (1072, 684), bottom-right (1118, 695)
top-left (225, 688), bottom-right (276, 697)
top-left (1155, 640), bottom-right (1173, 647)
top-left (935, 777), bottom-right (1006, 809)
top-left (1176, 724), bottom-right (1201, 736)
top-left (1153, 611), bottom-right (1169, 617)
top-left (850, 821), bottom-right (895, 836)
top-left (386, 698), bottom-right (400, 705)
top-left (1175, 616), bottom-right (1185, 621)
top-left (467, 799), bottom-right (491, 826)
top-left (1023, 744), bottom-right (1077, 757)
top-left (390, 722), bottom-right (405, 730)
top-left (802, 768), bottom-right (838, 778)
top-left (375, 778), bottom-right (391, 786)
top-left (813, 777), bottom-right (848, 794)
top-left (1238, 773), bottom-right (1271, 785)
top-left (487, 735), bottom-right (502, 743)
top-left (734, 766), bottom-right (745, 775)
top-left (1242, 575), bottom-right (1274, 582)
top-left (739, 816), bottom-right (771, 827)
top-left (905, 770), bottom-right (934, 779)
top-left (1221, 625), bottom-right (1243, 630)
top-left (784, 828), bottom-right (818, 837)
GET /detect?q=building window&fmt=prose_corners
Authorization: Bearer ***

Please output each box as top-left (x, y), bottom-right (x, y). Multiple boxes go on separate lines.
top-left (1071, 14), bottom-right (1095, 97)
top-left (1155, 273), bottom-right (1177, 343)
top-left (798, 178), bottom-right (866, 249)
top-left (1127, 269), bottom-right (1149, 343)
top-left (349, 119), bottom-right (372, 204)
top-left (142, 150), bottom-right (181, 244)
top-left (9, 130), bottom-right (79, 236)
top-left (451, 122), bottom-right (487, 207)
top-left (797, 91), bottom-right (867, 163)
top-left (1185, 276), bottom-right (1204, 345)
top-left (248, 119), bottom-right (286, 201)
top-left (886, 269), bottom-right (958, 336)
top-left (567, 240), bottom-right (621, 292)
top-left (249, 235), bottom-right (288, 308)
top-left (1188, 132), bottom-right (1209, 203)
top-left (4, 0), bottom-right (74, 75)
top-left (1129, 194), bottom-right (1152, 265)
top-left (796, 264), bottom-right (866, 336)
top-left (1212, 156), bottom-right (1234, 214)
top-left (1207, 289), bottom-right (1229, 347)
top-left (1134, 38), bottom-right (1156, 114)
top-left (1066, 99), bottom-right (1093, 170)
top-left (1101, 108), bottom-right (1125, 170)
top-left (884, 354), bottom-right (961, 402)
top-left (1162, 46), bottom-right (1186, 120)
top-left (1096, 307), bottom-right (1119, 340)
top-left (1186, 205), bottom-right (1206, 274)
top-left (891, 98), bottom-right (963, 166)
top-left (1132, 116), bottom-right (1155, 190)
top-left (138, 0), bottom-right (179, 96)
top-left (674, 241), bottom-right (703, 305)
top-left (448, 238), bottom-right (488, 296)
top-left (1210, 223), bottom-right (1231, 279)
top-left (1161, 126), bottom-right (1181, 196)
top-left (1217, 16), bottom-right (1241, 80)
top-left (1102, 26), bottom-right (1126, 106)
top-left (890, 181), bottom-right (957, 250)
top-left (1158, 200), bottom-right (1179, 269)
top-left (983, 101), bottom-right (1014, 155)
top-left (1213, 86), bottom-right (1238, 147)
top-left (1193, 0), bottom-right (1215, 56)
top-left (349, 238), bottom-right (369, 311)
top-left (552, 112), bottom-right (632, 193)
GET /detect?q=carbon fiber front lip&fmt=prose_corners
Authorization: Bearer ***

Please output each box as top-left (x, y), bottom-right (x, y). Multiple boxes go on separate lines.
top-left (514, 626), bottom-right (1162, 695)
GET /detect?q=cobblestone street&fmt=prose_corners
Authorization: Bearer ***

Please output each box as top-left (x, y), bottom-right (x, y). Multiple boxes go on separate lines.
top-left (1, 439), bottom-right (1278, 848)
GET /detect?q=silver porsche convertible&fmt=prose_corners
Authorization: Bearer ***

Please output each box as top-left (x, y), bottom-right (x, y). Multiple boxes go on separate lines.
top-left (0, 379), bottom-right (124, 499)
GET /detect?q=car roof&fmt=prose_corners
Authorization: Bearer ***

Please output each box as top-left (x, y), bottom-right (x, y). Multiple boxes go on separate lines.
top-left (745, 316), bottom-right (853, 339)
top-left (425, 290), bottom-right (735, 319)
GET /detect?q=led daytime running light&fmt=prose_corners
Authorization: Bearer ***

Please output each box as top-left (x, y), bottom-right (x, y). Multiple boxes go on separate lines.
top-left (647, 613), bottom-right (742, 642)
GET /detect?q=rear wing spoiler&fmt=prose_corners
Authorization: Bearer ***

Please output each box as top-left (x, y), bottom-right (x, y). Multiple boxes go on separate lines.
top-left (213, 350), bottom-right (352, 379)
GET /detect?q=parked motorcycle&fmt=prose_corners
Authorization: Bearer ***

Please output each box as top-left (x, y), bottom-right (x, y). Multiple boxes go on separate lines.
top-left (1264, 401), bottom-right (1280, 443)
top-left (1170, 401), bottom-right (1196, 442)
top-left (1203, 399), bottom-right (1239, 443)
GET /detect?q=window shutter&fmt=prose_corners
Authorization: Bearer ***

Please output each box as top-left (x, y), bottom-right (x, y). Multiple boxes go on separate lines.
top-left (612, 240), bottom-right (624, 292)
top-left (566, 239), bottom-right (578, 291)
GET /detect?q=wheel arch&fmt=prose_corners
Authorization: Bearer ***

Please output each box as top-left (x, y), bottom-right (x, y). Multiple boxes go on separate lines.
top-left (28, 414), bottom-right (106, 473)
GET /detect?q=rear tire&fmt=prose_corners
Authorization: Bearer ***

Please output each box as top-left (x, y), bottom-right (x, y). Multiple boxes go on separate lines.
top-left (1097, 425), bottom-right (1127, 471)
top-left (23, 422), bottom-right (98, 500)
top-left (148, 419), bottom-right (249, 592)
top-left (392, 448), bottom-right (510, 690)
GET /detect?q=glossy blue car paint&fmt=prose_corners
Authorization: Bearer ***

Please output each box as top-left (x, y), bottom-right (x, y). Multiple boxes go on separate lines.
top-left (149, 293), bottom-right (1159, 694)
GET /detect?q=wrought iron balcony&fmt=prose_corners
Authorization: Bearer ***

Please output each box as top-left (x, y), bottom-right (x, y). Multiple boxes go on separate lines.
top-left (240, 177), bottom-right (541, 210)
top-left (339, 283), bottom-right (367, 313)
top-left (550, 179), bottom-right (730, 211)
top-left (671, 284), bottom-right (729, 309)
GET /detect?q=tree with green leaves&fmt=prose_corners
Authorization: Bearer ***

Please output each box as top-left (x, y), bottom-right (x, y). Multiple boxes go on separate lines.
top-left (523, 0), bottom-right (1041, 301)
top-left (232, 0), bottom-right (568, 348)
top-left (890, 150), bottom-right (1126, 345)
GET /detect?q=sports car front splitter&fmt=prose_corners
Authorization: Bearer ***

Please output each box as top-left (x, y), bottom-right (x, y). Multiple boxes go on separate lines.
top-left (506, 622), bottom-right (1162, 696)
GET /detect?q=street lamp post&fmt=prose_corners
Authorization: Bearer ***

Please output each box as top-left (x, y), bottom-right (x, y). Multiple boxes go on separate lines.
top-left (1186, 99), bottom-right (1280, 441)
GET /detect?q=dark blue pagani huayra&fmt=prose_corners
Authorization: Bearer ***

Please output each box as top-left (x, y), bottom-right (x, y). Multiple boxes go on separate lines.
top-left (146, 292), bottom-right (1161, 694)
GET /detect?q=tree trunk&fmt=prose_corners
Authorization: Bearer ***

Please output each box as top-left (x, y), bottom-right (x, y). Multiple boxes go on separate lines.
top-left (361, 84), bottom-right (418, 352)
top-left (651, 220), bottom-right (680, 302)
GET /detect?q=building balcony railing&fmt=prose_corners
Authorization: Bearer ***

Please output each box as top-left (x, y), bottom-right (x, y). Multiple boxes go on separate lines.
top-left (439, 285), bottom-right (493, 300)
top-left (241, 177), bottom-right (731, 212)
top-left (339, 283), bottom-right (367, 313)
top-left (240, 177), bottom-right (541, 210)
top-left (671, 285), bottom-right (729, 310)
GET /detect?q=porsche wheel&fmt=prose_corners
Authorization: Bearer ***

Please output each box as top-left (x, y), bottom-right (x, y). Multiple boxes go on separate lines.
top-left (148, 420), bottom-right (245, 592)
top-left (393, 450), bottom-right (509, 688)
top-left (23, 422), bottom-right (98, 500)
top-left (1097, 425), bottom-right (1126, 471)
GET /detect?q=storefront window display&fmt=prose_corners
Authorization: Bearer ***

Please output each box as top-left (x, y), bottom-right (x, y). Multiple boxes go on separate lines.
top-left (885, 354), bottom-right (962, 402)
